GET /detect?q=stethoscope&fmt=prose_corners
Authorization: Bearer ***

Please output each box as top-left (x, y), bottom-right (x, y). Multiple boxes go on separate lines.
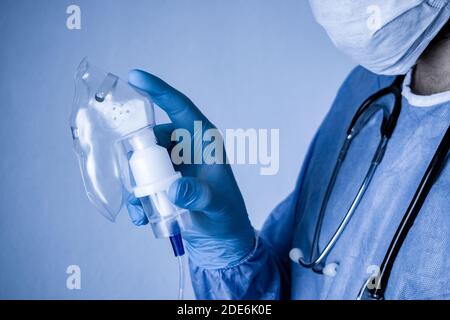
top-left (290, 75), bottom-right (450, 300)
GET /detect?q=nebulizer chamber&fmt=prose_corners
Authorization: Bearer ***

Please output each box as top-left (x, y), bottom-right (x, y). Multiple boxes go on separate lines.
top-left (70, 59), bottom-right (190, 278)
top-left (121, 128), bottom-right (189, 255)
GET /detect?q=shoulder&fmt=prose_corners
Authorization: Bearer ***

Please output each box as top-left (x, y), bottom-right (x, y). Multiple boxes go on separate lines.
top-left (320, 66), bottom-right (396, 133)
top-left (335, 66), bottom-right (395, 111)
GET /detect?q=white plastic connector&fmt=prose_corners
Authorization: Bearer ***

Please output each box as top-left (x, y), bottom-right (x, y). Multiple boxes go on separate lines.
top-left (129, 141), bottom-right (181, 199)
top-left (126, 127), bottom-right (190, 238)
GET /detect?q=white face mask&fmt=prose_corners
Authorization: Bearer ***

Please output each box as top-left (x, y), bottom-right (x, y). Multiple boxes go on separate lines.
top-left (309, 0), bottom-right (450, 75)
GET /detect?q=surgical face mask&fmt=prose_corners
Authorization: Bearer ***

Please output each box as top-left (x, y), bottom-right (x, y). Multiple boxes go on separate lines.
top-left (70, 58), bottom-right (189, 255)
top-left (309, 0), bottom-right (450, 75)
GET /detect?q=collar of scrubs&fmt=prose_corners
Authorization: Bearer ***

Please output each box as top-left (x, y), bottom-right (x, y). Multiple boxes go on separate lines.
top-left (402, 68), bottom-right (450, 107)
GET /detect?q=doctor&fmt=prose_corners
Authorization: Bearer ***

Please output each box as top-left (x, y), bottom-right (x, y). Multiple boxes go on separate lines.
top-left (127, 0), bottom-right (450, 299)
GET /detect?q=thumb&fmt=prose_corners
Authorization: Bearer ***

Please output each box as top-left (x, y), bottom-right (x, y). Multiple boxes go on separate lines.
top-left (168, 177), bottom-right (224, 214)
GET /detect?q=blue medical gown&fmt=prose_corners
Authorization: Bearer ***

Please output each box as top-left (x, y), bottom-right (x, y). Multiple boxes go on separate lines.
top-left (190, 67), bottom-right (450, 300)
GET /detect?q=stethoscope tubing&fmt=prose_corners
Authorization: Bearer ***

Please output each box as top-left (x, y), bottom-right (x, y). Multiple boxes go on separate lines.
top-left (294, 76), bottom-right (449, 299)
top-left (298, 137), bottom-right (387, 269)
top-left (298, 77), bottom-right (403, 270)
top-left (367, 124), bottom-right (450, 299)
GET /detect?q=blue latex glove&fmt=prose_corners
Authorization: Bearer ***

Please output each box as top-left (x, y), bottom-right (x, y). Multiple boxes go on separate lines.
top-left (127, 70), bottom-right (256, 269)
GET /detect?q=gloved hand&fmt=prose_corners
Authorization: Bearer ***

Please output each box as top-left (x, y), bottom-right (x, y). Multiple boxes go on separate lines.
top-left (126, 70), bottom-right (256, 269)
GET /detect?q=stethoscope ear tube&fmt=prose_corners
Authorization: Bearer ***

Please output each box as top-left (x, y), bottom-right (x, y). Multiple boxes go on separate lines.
top-left (365, 124), bottom-right (450, 300)
top-left (347, 75), bottom-right (405, 139)
top-left (382, 75), bottom-right (405, 139)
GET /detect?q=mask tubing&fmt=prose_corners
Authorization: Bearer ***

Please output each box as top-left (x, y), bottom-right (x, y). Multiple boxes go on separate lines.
top-left (177, 254), bottom-right (185, 300)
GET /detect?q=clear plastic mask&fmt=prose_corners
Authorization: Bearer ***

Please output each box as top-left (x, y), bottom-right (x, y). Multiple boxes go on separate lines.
top-left (70, 58), bottom-right (155, 221)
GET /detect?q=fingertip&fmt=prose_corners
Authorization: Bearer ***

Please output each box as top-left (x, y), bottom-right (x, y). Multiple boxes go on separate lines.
top-left (128, 69), bottom-right (150, 87)
top-left (126, 202), bottom-right (149, 226)
top-left (168, 178), bottom-right (196, 207)
top-left (168, 177), bottom-right (212, 210)
top-left (128, 69), bottom-right (141, 78)
top-left (128, 196), bottom-right (141, 206)
top-left (128, 69), bottom-right (168, 98)
top-left (168, 179), bottom-right (183, 205)
top-left (133, 217), bottom-right (149, 226)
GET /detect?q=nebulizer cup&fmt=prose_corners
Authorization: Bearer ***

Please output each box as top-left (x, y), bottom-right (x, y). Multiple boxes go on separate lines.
top-left (70, 58), bottom-right (190, 298)
top-left (118, 127), bottom-right (190, 256)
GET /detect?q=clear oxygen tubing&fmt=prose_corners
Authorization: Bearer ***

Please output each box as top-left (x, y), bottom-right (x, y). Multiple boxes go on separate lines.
top-left (177, 254), bottom-right (185, 300)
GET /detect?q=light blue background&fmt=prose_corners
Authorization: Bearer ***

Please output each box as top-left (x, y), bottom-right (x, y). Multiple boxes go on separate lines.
top-left (0, 0), bottom-right (353, 299)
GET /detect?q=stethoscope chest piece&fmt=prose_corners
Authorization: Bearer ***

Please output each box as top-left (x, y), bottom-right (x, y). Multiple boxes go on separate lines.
top-left (289, 247), bottom-right (339, 277)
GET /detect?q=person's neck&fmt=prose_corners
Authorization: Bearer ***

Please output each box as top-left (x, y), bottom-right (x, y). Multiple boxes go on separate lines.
top-left (412, 36), bottom-right (450, 95)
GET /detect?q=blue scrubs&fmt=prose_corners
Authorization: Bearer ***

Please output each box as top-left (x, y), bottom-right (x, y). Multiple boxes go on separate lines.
top-left (189, 67), bottom-right (450, 300)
